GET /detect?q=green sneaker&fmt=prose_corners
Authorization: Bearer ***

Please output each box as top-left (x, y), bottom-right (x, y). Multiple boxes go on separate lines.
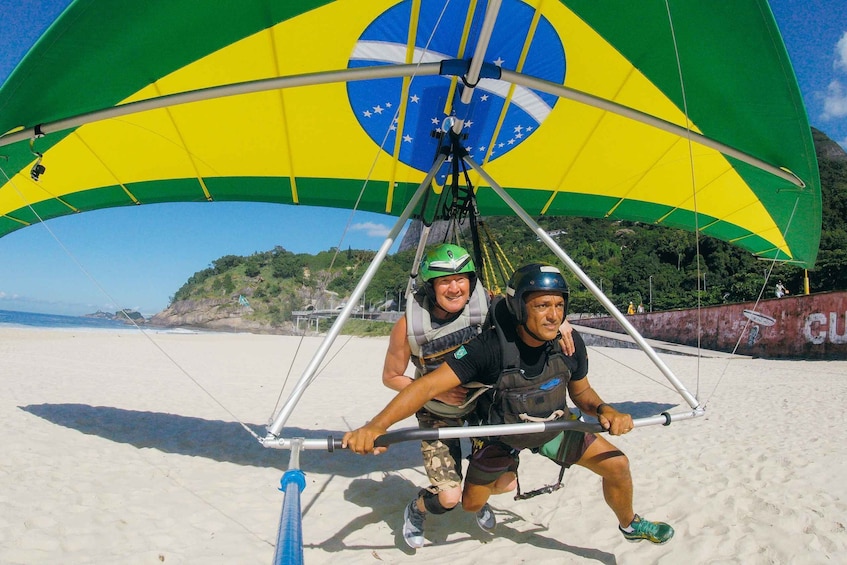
top-left (619, 514), bottom-right (674, 544)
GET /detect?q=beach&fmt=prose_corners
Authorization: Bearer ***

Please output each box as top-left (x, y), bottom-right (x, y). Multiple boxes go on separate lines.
top-left (1, 326), bottom-right (845, 564)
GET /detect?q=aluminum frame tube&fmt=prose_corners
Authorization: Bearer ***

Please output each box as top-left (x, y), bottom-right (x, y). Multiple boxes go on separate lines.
top-left (498, 69), bottom-right (804, 188)
top-left (464, 155), bottom-right (701, 411)
top-left (260, 408), bottom-right (706, 451)
top-left (458, 0), bottom-right (502, 107)
top-left (264, 153), bottom-right (446, 438)
top-left (405, 224), bottom-right (431, 297)
top-left (2, 60), bottom-right (802, 189)
top-left (0, 63), bottom-right (442, 148)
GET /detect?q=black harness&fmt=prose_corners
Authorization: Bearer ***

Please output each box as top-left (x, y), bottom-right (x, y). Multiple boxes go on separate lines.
top-left (476, 298), bottom-right (572, 449)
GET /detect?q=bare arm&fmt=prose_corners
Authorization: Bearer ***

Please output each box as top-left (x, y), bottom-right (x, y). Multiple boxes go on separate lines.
top-left (382, 315), bottom-right (468, 404)
top-left (343, 364), bottom-right (463, 454)
top-left (568, 377), bottom-right (633, 435)
top-left (382, 317), bottom-right (414, 393)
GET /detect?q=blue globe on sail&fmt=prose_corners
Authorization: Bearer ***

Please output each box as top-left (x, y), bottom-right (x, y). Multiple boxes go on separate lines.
top-left (346, 0), bottom-right (566, 177)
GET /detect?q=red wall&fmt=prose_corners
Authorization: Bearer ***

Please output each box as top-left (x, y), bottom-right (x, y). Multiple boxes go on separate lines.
top-left (574, 291), bottom-right (847, 359)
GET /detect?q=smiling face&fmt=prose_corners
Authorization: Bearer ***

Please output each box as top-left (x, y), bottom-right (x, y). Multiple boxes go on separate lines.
top-left (519, 290), bottom-right (566, 345)
top-left (431, 273), bottom-right (472, 316)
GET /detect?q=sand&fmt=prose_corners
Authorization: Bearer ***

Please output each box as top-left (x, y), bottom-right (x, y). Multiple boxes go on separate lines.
top-left (1, 326), bottom-right (845, 564)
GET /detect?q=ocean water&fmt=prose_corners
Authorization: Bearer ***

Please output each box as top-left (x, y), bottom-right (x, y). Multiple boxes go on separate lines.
top-left (0, 309), bottom-right (143, 331)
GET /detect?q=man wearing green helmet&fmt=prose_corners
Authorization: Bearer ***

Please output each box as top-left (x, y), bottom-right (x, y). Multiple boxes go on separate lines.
top-left (350, 263), bottom-right (674, 547)
top-left (382, 246), bottom-right (575, 549)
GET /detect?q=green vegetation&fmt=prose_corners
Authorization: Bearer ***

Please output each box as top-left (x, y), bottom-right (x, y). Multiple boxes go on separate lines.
top-left (168, 129), bottom-right (847, 330)
top-left (341, 318), bottom-right (394, 337)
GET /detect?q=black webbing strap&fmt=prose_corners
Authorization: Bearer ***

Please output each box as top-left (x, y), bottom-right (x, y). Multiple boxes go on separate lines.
top-left (514, 465), bottom-right (567, 501)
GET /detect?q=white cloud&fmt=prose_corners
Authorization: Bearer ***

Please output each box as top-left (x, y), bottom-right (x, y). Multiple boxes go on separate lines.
top-left (822, 80), bottom-right (847, 120)
top-left (350, 221), bottom-right (391, 238)
top-left (820, 32), bottom-right (847, 121)
top-left (836, 31), bottom-right (847, 72)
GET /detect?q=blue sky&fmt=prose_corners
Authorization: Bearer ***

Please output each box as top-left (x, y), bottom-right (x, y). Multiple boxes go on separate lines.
top-left (1, 1), bottom-right (846, 317)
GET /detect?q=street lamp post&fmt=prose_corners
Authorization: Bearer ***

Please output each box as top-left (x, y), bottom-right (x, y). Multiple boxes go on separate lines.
top-left (649, 275), bottom-right (653, 312)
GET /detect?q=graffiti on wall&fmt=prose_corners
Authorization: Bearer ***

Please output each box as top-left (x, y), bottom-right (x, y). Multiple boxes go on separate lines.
top-left (803, 312), bottom-right (847, 345)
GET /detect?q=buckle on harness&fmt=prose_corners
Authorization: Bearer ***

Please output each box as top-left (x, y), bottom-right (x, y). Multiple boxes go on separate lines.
top-left (518, 409), bottom-right (565, 423)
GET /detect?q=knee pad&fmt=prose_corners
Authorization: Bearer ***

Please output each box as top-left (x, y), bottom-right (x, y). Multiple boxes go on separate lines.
top-left (419, 488), bottom-right (456, 515)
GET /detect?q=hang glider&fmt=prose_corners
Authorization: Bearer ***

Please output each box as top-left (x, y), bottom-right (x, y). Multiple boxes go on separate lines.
top-left (0, 2), bottom-right (819, 562)
top-left (0, 0), bottom-right (820, 268)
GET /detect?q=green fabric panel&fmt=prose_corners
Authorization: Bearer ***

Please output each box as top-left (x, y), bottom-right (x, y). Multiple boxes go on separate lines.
top-left (2, 198), bottom-right (75, 227)
top-left (726, 157), bottom-right (821, 263)
top-left (62, 185), bottom-right (138, 209)
top-left (0, 190), bottom-right (129, 237)
top-left (0, 1), bottom-right (331, 131)
top-left (0, 2), bottom-right (332, 178)
top-left (474, 186), bottom-right (555, 216)
top-left (0, 216), bottom-right (29, 236)
top-left (604, 200), bottom-right (675, 225)
top-left (289, 177), bottom-right (394, 216)
top-left (127, 179), bottom-right (213, 205)
top-left (563, 0), bottom-right (820, 265)
top-left (204, 177), bottom-right (294, 204)
top-left (544, 192), bottom-right (621, 219)
top-left (564, 0), bottom-right (816, 184)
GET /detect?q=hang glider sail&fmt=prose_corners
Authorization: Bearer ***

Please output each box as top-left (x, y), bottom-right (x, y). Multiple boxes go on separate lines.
top-left (0, 0), bottom-right (820, 268)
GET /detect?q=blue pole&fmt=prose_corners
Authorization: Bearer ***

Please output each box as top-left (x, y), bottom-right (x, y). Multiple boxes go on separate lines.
top-left (273, 469), bottom-right (306, 565)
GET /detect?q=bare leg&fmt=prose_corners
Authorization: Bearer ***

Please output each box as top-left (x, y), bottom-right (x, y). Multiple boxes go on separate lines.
top-left (414, 485), bottom-right (462, 513)
top-left (461, 471), bottom-right (517, 512)
top-left (575, 434), bottom-right (634, 527)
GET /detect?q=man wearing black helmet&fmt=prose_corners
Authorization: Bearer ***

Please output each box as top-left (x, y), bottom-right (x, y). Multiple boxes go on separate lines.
top-left (383, 245), bottom-right (576, 548)
top-left (346, 263), bottom-right (674, 545)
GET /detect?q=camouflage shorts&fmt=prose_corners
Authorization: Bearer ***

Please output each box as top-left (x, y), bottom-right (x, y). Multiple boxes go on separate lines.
top-left (417, 409), bottom-right (464, 490)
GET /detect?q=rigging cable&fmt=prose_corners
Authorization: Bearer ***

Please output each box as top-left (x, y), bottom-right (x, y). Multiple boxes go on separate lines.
top-left (665, 0), bottom-right (703, 400)
top-left (268, 0), bottom-right (454, 422)
top-left (321, 0), bottom-right (451, 274)
top-left (0, 160), bottom-right (265, 442)
top-left (703, 195), bottom-right (802, 408)
top-left (665, 0), bottom-right (803, 410)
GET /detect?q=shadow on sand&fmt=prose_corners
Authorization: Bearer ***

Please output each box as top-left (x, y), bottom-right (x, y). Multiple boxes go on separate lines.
top-left (310, 474), bottom-right (618, 563)
top-left (18, 402), bottom-right (420, 475)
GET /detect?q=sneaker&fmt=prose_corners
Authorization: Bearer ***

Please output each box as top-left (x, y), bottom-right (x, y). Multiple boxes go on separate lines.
top-left (475, 503), bottom-right (496, 533)
top-left (619, 514), bottom-right (674, 544)
top-left (402, 500), bottom-right (426, 548)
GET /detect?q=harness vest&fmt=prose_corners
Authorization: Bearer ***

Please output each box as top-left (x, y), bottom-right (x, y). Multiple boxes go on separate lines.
top-left (406, 279), bottom-right (489, 418)
top-left (476, 298), bottom-right (572, 449)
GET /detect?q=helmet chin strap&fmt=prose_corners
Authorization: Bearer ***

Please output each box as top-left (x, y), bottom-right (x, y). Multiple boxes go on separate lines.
top-left (521, 324), bottom-right (548, 344)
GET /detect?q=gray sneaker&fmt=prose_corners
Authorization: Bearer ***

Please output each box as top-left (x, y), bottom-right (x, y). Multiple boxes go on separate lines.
top-left (475, 503), bottom-right (496, 533)
top-left (402, 500), bottom-right (426, 548)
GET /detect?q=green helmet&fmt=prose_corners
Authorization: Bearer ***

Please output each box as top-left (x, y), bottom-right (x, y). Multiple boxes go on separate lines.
top-left (419, 243), bottom-right (477, 300)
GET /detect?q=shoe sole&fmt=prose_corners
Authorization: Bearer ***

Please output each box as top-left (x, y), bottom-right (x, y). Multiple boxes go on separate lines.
top-left (622, 533), bottom-right (674, 544)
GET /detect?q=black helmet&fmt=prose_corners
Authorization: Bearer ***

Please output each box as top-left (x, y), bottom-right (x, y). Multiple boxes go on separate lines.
top-left (505, 263), bottom-right (569, 324)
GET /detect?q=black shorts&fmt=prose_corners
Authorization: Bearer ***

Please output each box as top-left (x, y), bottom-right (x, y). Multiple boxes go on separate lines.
top-left (465, 431), bottom-right (595, 486)
top-left (465, 440), bottom-right (520, 485)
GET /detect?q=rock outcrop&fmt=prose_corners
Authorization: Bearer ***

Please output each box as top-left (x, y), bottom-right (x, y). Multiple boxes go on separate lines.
top-left (150, 298), bottom-right (292, 334)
